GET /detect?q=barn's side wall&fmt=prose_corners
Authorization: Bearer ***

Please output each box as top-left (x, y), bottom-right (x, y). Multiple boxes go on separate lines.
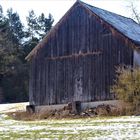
top-left (29, 4), bottom-right (133, 106)
top-left (134, 50), bottom-right (140, 67)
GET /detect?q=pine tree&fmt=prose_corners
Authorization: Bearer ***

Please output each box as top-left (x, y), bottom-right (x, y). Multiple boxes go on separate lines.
top-left (0, 5), bottom-right (54, 103)
top-left (23, 10), bottom-right (54, 57)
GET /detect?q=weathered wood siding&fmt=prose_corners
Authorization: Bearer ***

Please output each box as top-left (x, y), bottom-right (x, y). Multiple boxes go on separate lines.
top-left (29, 4), bottom-right (133, 106)
top-left (134, 50), bottom-right (140, 67)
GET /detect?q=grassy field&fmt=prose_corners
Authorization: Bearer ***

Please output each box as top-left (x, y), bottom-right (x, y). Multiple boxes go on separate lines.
top-left (0, 114), bottom-right (140, 140)
top-left (0, 103), bottom-right (139, 140)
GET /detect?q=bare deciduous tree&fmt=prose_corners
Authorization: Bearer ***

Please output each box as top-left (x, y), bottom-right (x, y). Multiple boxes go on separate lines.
top-left (128, 2), bottom-right (140, 24)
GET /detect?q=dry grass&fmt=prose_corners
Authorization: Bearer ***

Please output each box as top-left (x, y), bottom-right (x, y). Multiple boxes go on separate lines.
top-left (6, 111), bottom-right (38, 121)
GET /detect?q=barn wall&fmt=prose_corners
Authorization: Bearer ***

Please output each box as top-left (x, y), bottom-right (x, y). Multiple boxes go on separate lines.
top-left (134, 50), bottom-right (140, 67)
top-left (29, 4), bottom-right (133, 106)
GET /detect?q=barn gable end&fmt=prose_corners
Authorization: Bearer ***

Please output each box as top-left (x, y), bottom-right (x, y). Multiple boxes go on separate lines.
top-left (27, 1), bottom-right (140, 106)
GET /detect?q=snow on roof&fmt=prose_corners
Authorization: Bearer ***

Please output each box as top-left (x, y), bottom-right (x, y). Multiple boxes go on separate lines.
top-left (82, 2), bottom-right (140, 46)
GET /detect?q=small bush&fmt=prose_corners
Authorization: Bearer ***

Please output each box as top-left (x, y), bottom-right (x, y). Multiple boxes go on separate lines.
top-left (111, 66), bottom-right (140, 114)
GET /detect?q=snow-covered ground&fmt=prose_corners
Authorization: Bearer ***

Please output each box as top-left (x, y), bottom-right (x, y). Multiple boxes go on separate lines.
top-left (0, 102), bottom-right (29, 113)
top-left (0, 103), bottom-right (139, 139)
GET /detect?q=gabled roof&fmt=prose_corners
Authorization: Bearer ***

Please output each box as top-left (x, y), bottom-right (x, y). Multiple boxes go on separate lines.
top-left (26, 1), bottom-right (140, 60)
top-left (82, 1), bottom-right (140, 46)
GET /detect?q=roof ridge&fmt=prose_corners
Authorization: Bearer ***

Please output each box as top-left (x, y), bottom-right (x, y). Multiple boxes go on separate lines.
top-left (80, 1), bottom-right (132, 21)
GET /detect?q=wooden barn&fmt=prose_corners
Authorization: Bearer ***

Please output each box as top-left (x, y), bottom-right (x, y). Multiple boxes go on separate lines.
top-left (26, 1), bottom-right (140, 107)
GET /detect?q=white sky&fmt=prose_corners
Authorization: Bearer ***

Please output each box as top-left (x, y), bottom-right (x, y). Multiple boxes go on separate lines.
top-left (0, 0), bottom-right (140, 26)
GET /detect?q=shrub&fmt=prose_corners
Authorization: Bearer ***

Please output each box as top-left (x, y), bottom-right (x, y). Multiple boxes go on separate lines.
top-left (111, 66), bottom-right (140, 114)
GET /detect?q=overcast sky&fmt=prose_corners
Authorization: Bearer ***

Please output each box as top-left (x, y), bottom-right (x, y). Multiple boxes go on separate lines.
top-left (0, 0), bottom-right (140, 26)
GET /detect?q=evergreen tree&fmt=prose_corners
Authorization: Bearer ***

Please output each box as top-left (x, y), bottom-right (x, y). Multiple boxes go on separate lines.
top-left (23, 10), bottom-right (54, 57)
top-left (0, 5), bottom-right (54, 103)
top-left (0, 7), bottom-right (17, 76)
top-left (0, 6), bottom-right (28, 102)
top-left (7, 8), bottom-right (24, 44)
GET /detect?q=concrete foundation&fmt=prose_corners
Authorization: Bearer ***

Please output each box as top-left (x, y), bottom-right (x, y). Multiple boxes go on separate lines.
top-left (34, 100), bottom-right (122, 114)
